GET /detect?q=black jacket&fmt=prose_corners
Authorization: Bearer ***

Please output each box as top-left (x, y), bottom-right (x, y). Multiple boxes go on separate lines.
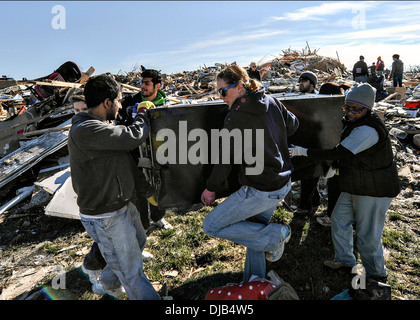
top-left (338, 113), bottom-right (400, 197)
top-left (353, 60), bottom-right (368, 79)
top-left (247, 69), bottom-right (261, 81)
top-left (308, 112), bottom-right (400, 198)
top-left (206, 89), bottom-right (299, 193)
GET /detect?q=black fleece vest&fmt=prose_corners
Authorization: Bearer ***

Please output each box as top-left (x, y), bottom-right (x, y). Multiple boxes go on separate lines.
top-left (338, 112), bottom-right (400, 198)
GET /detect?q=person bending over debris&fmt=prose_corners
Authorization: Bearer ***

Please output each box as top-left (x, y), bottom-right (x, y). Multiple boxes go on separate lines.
top-left (201, 64), bottom-right (299, 283)
top-left (289, 83), bottom-right (400, 284)
top-left (68, 74), bottom-right (160, 300)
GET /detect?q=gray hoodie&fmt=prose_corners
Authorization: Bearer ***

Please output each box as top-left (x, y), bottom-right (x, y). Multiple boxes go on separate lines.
top-left (68, 111), bottom-right (149, 215)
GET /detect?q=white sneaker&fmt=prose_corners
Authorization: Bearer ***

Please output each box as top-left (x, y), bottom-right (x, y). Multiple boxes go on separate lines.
top-left (81, 264), bottom-right (102, 284)
top-left (92, 282), bottom-right (126, 298)
top-left (316, 216), bottom-right (332, 227)
top-left (154, 218), bottom-right (173, 230)
top-left (142, 250), bottom-right (154, 262)
top-left (266, 225), bottom-right (291, 262)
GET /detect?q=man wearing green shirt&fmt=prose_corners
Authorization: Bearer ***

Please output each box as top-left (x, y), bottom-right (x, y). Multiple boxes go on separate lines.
top-left (120, 69), bottom-right (172, 232)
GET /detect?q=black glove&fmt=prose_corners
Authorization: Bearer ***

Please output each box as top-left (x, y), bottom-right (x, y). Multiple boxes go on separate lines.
top-left (133, 109), bottom-right (150, 126)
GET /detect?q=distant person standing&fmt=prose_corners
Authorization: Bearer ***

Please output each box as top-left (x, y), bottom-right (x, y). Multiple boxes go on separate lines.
top-left (369, 63), bottom-right (376, 77)
top-left (352, 56), bottom-right (368, 83)
top-left (389, 54), bottom-right (404, 87)
top-left (247, 62), bottom-right (261, 81)
top-left (375, 56), bottom-right (385, 76)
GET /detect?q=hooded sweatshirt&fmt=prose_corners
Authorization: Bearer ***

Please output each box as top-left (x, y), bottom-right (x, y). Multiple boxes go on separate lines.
top-left (123, 89), bottom-right (170, 108)
top-left (352, 60), bottom-right (368, 79)
top-left (68, 111), bottom-right (150, 215)
top-left (206, 89), bottom-right (299, 193)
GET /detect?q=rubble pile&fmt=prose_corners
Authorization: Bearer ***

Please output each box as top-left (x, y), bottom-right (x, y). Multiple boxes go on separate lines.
top-left (257, 48), bottom-right (351, 93)
top-left (112, 47), bottom-right (353, 100)
top-left (114, 64), bottom-right (226, 103)
top-left (0, 49), bottom-right (419, 204)
top-left (0, 49), bottom-right (419, 301)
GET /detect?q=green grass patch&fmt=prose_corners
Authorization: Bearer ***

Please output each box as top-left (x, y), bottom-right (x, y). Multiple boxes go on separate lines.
top-left (388, 211), bottom-right (403, 221)
top-left (382, 228), bottom-right (402, 249)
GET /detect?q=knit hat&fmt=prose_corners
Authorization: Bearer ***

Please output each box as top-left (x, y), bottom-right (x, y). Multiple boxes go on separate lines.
top-left (299, 71), bottom-right (318, 87)
top-left (345, 83), bottom-right (376, 110)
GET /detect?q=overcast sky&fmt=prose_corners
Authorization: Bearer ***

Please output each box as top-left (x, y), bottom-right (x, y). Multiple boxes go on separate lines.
top-left (1, 1), bottom-right (419, 79)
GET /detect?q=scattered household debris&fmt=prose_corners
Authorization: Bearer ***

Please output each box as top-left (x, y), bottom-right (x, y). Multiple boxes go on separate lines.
top-left (1, 46), bottom-right (419, 217)
top-left (0, 45), bottom-right (419, 300)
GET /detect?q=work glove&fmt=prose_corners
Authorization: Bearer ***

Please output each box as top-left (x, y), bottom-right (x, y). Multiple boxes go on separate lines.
top-left (288, 146), bottom-right (308, 157)
top-left (201, 189), bottom-right (216, 206)
top-left (147, 195), bottom-right (158, 206)
top-left (137, 101), bottom-right (155, 112)
top-left (133, 108), bottom-right (150, 127)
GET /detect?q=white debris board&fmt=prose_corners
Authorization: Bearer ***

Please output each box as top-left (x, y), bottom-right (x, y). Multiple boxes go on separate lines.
top-left (35, 166), bottom-right (71, 194)
top-left (44, 174), bottom-right (80, 220)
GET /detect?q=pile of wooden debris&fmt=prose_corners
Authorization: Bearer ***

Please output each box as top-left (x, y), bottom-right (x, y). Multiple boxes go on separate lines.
top-left (111, 46), bottom-right (353, 100)
top-left (0, 52), bottom-right (419, 300)
top-left (0, 49), bottom-right (419, 213)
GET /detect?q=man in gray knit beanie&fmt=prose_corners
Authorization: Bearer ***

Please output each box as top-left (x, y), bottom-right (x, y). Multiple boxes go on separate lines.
top-left (289, 80), bottom-right (400, 290)
top-left (345, 82), bottom-right (376, 110)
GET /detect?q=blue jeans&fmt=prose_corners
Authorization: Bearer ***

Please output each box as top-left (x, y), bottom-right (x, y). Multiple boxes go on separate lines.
top-left (393, 74), bottom-right (403, 87)
top-left (80, 202), bottom-right (160, 300)
top-left (331, 192), bottom-right (392, 278)
top-left (203, 179), bottom-right (291, 283)
top-left (355, 75), bottom-right (368, 83)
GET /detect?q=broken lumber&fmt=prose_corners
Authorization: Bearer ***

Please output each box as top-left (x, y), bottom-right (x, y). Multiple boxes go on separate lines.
top-left (21, 124), bottom-right (71, 137)
top-left (17, 80), bottom-right (82, 89)
top-left (79, 66), bottom-right (95, 85)
top-left (120, 83), bottom-right (141, 92)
